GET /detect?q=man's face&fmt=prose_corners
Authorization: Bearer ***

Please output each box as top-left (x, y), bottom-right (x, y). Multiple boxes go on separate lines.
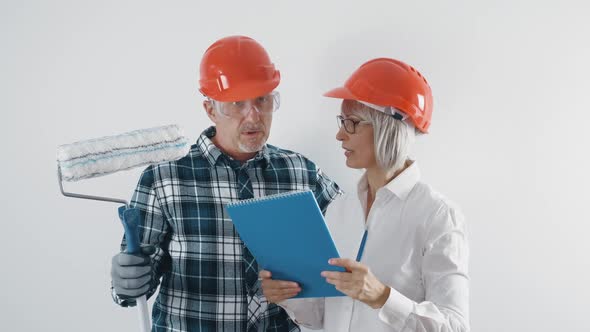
top-left (204, 92), bottom-right (278, 159)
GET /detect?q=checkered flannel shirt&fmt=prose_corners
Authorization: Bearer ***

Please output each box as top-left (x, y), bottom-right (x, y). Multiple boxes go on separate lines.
top-left (114, 126), bottom-right (341, 331)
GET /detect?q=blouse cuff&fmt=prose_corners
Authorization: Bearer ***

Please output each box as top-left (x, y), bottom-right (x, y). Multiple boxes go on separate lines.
top-left (378, 286), bottom-right (414, 329)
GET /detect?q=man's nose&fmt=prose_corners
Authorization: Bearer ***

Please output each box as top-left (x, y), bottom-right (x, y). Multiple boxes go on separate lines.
top-left (243, 105), bottom-right (261, 121)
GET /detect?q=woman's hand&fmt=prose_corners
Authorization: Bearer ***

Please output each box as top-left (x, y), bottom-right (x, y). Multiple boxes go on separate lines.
top-left (259, 270), bottom-right (301, 303)
top-left (321, 258), bottom-right (390, 309)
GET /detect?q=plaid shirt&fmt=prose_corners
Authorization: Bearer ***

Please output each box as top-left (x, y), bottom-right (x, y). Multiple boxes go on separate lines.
top-left (118, 126), bottom-right (341, 331)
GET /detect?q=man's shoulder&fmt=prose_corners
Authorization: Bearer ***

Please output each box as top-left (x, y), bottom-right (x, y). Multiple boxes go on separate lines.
top-left (265, 143), bottom-right (296, 156)
top-left (265, 144), bottom-right (315, 164)
top-left (140, 144), bottom-right (205, 179)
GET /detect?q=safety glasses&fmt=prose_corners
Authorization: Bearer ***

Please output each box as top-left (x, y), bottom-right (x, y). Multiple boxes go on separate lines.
top-left (212, 91), bottom-right (280, 118)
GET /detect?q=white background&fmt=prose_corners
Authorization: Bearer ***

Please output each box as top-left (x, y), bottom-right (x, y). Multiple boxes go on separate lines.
top-left (2, 1), bottom-right (589, 331)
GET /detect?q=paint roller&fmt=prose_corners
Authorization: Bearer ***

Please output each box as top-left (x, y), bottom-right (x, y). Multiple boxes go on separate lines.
top-left (56, 124), bottom-right (190, 332)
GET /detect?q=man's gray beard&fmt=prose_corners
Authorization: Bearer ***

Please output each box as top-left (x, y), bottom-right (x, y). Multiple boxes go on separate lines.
top-left (238, 141), bottom-right (265, 153)
top-left (238, 123), bottom-right (266, 153)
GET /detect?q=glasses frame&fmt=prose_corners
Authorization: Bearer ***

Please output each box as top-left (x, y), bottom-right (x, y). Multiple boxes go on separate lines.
top-left (336, 115), bottom-right (372, 134)
top-left (210, 91), bottom-right (281, 119)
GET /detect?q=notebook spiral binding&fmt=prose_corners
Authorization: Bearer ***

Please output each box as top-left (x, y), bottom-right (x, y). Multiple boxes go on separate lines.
top-left (227, 190), bottom-right (312, 207)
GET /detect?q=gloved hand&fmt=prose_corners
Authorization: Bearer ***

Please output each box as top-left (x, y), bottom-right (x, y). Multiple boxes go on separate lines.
top-left (111, 245), bottom-right (156, 299)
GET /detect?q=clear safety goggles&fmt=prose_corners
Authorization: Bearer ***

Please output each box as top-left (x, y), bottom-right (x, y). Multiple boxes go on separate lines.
top-left (211, 91), bottom-right (281, 118)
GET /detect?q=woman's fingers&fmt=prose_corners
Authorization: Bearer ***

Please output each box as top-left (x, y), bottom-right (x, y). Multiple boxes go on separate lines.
top-left (259, 270), bottom-right (272, 279)
top-left (258, 270), bottom-right (301, 302)
top-left (321, 270), bottom-right (353, 281)
top-left (266, 287), bottom-right (301, 296)
top-left (265, 287), bottom-right (301, 303)
top-left (262, 279), bottom-right (299, 289)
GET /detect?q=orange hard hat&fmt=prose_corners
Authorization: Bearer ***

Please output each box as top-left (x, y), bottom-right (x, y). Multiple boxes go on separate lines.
top-left (324, 58), bottom-right (433, 133)
top-left (199, 35), bottom-right (280, 102)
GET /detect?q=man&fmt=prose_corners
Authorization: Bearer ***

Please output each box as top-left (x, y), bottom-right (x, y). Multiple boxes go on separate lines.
top-left (110, 35), bottom-right (341, 331)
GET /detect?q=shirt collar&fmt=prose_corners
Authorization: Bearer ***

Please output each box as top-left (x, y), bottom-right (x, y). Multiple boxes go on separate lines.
top-left (356, 161), bottom-right (420, 202)
top-left (196, 126), bottom-right (270, 168)
top-left (383, 161), bottom-right (420, 201)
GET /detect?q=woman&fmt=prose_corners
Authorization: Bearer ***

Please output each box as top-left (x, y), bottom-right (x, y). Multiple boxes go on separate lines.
top-left (259, 58), bottom-right (470, 331)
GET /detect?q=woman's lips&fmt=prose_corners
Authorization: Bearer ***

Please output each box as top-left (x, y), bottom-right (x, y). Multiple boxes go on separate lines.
top-left (343, 148), bottom-right (352, 157)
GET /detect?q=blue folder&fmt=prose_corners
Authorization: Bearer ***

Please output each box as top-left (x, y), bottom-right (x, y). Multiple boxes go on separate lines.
top-left (226, 190), bottom-right (345, 298)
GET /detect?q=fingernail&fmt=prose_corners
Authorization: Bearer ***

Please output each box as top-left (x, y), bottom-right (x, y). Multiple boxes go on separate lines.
top-left (328, 259), bottom-right (333, 264)
top-left (321, 271), bottom-right (326, 277)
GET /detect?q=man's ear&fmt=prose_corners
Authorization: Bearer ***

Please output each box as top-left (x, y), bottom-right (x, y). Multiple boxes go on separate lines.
top-left (203, 100), bottom-right (217, 123)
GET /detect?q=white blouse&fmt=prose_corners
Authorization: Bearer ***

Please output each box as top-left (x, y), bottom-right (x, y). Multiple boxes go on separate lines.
top-left (279, 162), bottom-right (470, 331)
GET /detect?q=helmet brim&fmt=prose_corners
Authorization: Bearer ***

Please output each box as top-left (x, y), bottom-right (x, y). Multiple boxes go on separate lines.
top-left (204, 78), bottom-right (280, 102)
top-left (323, 86), bottom-right (359, 100)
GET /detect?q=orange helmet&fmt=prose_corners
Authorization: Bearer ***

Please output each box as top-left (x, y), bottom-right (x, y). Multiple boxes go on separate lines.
top-left (199, 35), bottom-right (280, 102)
top-left (324, 58), bottom-right (433, 133)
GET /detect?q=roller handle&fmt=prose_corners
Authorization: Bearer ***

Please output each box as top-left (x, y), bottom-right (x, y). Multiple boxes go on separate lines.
top-left (118, 206), bottom-right (151, 332)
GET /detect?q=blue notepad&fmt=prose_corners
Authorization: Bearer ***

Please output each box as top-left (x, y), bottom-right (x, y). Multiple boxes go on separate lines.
top-left (226, 190), bottom-right (345, 298)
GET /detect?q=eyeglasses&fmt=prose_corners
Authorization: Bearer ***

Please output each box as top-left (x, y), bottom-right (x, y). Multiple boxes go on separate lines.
top-left (336, 115), bottom-right (372, 134)
top-left (211, 91), bottom-right (280, 118)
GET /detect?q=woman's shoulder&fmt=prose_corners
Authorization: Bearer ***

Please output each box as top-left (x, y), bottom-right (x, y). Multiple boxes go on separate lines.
top-left (409, 181), bottom-right (465, 229)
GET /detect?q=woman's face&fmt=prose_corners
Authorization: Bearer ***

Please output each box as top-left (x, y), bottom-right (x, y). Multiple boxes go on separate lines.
top-left (336, 106), bottom-right (378, 169)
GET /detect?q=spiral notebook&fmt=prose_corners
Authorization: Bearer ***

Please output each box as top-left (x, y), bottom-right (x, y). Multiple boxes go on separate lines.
top-left (225, 190), bottom-right (345, 298)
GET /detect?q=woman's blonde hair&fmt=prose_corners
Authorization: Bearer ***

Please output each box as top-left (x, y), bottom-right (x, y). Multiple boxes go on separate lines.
top-left (342, 100), bottom-right (416, 171)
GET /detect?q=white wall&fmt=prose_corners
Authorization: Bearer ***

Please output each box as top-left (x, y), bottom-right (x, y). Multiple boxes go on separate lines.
top-left (2, 0), bottom-right (589, 331)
